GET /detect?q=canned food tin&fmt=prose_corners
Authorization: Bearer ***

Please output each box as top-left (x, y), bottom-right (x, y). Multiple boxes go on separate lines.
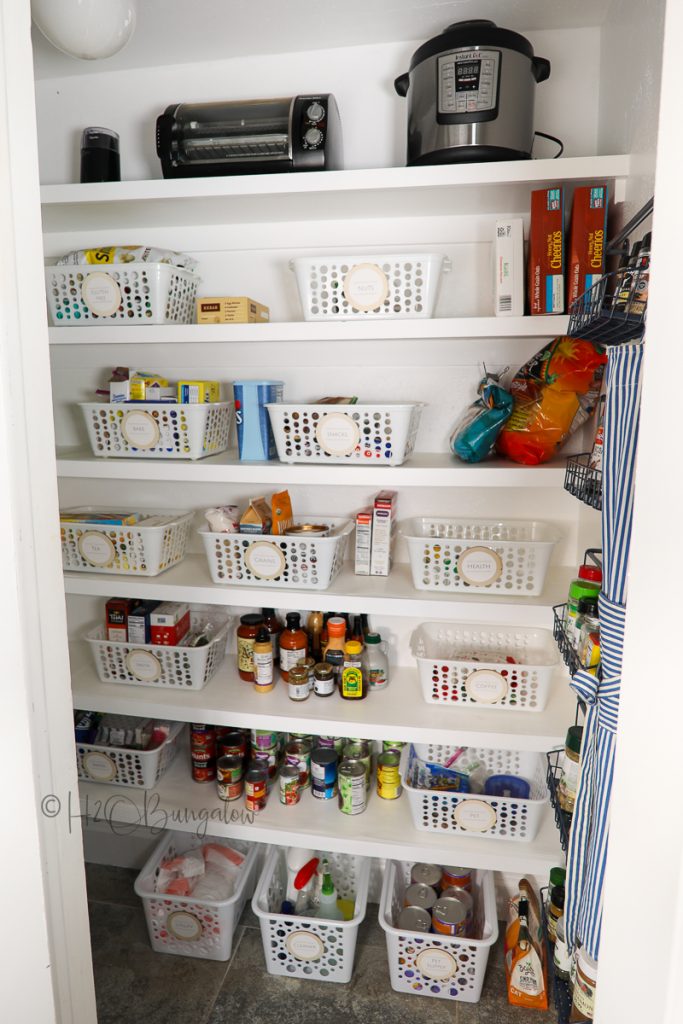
top-left (245, 767), bottom-right (268, 811)
top-left (285, 740), bottom-right (312, 789)
top-left (432, 895), bottom-right (471, 937)
top-left (383, 740), bottom-right (405, 753)
top-left (311, 747), bottom-right (338, 799)
top-left (251, 746), bottom-right (279, 780)
top-left (397, 906), bottom-right (432, 933)
top-left (216, 755), bottom-right (243, 784)
top-left (377, 750), bottom-right (402, 799)
top-left (191, 722), bottom-right (214, 733)
top-left (441, 866), bottom-right (473, 893)
top-left (441, 886), bottom-right (474, 928)
top-left (191, 759), bottom-right (216, 783)
top-left (338, 758), bottom-right (367, 815)
top-left (288, 733), bottom-right (314, 744)
top-left (251, 729), bottom-right (279, 751)
top-left (317, 735), bottom-right (345, 755)
top-left (190, 728), bottom-right (216, 752)
top-left (217, 730), bottom-right (247, 759)
top-left (404, 883), bottom-right (438, 912)
top-left (279, 765), bottom-right (301, 805)
top-left (344, 740), bottom-right (371, 791)
top-left (411, 863), bottom-right (443, 891)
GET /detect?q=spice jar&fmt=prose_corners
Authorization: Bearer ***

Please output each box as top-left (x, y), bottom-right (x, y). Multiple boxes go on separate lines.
top-left (558, 725), bottom-right (583, 815)
top-left (341, 640), bottom-right (367, 700)
top-left (237, 614), bottom-right (264, 681)
top-left (570, 948), bottom-right (598, 1022)
top-left (252, 628), bottom-right (274, 694)
top-left (288, 664), bottom-right (311, 702)
top-left (313, 662), bottom-right (335, 698)
top-left (279, 612), bottom-right (308, 682)
top-left (578, 611), bottom-right (601, 674)
top-left (573, 597), bottom-right (598, 651)
top-left (261, 608), bottom-right (282, 664)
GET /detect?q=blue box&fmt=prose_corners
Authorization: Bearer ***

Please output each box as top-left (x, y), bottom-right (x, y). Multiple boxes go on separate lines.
top-left (233, 380), bottom-right (284, 461)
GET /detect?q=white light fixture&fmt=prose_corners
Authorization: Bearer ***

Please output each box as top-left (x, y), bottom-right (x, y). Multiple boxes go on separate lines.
top-left (32, 0), bottom-right (137, 61)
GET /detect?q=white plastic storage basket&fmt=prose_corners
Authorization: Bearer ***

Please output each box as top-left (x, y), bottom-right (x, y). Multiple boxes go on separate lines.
top-left (292, 253), bottom-right (447, 320)
top-left (411, 622), bottom-right (559, 712)
top-left (199, 517), bottom-right (353, 589)
top-left (402, 744), bottom-right (548, 842)
top-left (60, 508), bottom-right (193, 576)
top-left (266, 403), bottom-right (423, 464)
top-left (252, 846), bottom-right (370, 983)
top-left (45, 262), bottom-right (199, 325)
top-left (135, 831), bottom-right (260, 961)
top-left (400, 518), bottom-right (560, 596)
top-left (76, 717), bottom-right (184, 788)
top-left (80, 402), bottom-right (232, 460)
top-left (379, 862), bottom-right (497, 1003)
top-left (85, 612), bottom-right (231, 691)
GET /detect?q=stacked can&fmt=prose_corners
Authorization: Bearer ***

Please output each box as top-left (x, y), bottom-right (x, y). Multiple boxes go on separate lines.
top-left (279, 765), bottom-right (301, 805)
top-left (190, 723), bottom-right (217, 782)
top-left (377, 749), bottom-right (402, 799)
top-left (343, 740), bottom-right (372, 792)
top-left (217, 729), bottom-right (248, 760)
top-left (250, 728), bottom-right (280, 783)
top-left (245, 766), bottom-right (268, 812)
top-left (217, 755), bottom-right (244, 801)
top-left (311, 747), bottom-right (338, 800)
top-left (338, 758), bottom-right (367, 815)
top-left (285, 739), bottom-right (312, 790)
top-left (317, 735), bottom-right (345, 756)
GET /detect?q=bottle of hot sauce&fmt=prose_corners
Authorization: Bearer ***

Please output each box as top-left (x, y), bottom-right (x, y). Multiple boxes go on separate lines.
top-left (324, 616), bottom-right (346, 689)
top-left (279, 612), bottom-right (308, 682)
top-left (261, 608), bottom-right (282, 664)
top-left (307, 610), bottom-right (324, 661)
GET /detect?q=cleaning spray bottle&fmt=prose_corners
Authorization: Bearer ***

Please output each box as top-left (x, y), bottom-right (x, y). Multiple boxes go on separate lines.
top-left (314, 857), bottom-right (344, 920)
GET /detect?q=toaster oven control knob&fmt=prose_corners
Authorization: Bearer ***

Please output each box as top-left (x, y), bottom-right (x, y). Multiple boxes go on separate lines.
top-left (304, 127), bottom-right (323, 147)
top-left (306, 102), bottom-right (325, 123)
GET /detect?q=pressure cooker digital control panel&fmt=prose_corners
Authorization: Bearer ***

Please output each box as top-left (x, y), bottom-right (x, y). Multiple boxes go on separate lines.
top-left (437, 49), bottom-right (500, 125)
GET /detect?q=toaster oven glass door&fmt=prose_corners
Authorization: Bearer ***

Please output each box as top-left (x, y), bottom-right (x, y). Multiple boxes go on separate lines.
top-left (174, 98), bottom-right (293, 165)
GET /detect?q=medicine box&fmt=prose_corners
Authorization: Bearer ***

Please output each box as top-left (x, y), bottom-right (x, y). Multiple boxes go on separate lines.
top-left (196, 297), bottom-right (270, 324)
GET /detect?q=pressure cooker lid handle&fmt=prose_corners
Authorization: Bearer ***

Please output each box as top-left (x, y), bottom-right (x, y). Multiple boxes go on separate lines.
top-left (394, 72), bottom-right (410, 97)
top-left (532, 56), bottom-right (551, 83)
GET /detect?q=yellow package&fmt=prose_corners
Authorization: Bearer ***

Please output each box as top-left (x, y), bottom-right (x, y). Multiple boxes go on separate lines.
top-left (130, 374), bottom-right (168, 400)
top-left (177, 380), bottom-right (221, 404)
top-left (504, 880), bottom-right (548, 1010)
top-left (271, 490), bottom-right (293, 535)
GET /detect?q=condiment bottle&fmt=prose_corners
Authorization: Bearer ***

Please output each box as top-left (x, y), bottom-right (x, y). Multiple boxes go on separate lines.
top-left (573, 597), bottom-right (599, 651)
top-left (362, 632), bottom-right (389, 690)
top-left (307, 610), bottom-right (324, 661)
top-left (313, 663), bottom-right (335, 698)
top-left (547, 885), bottom-right (565, 943)
top-left (350, 614), bottom-right (364, 645)
top-left (558, 725), bottom-right (584, 815)
top-left (237, 614), bottom-right (265, 682)
top-left (261, 608), bottom-right (282, 664)
top-left (288, 664), bottom-right (311, 702)
top-left (553, 916), bottom-right (572, 982)
top-left (252, 628), bottom-right (274, 694)
top-left (570, 948), bottom-right (598, 1022)
top-left (565, 565), bottom-right (602, 645)
top-left (341, 641), bottom-right (367, 700)
top-left (279, 612), bottom-right (308, 682)
top-left (578, 613), bottom-right (601, 674)
top-left (324, 616), bottom-right (347, 687)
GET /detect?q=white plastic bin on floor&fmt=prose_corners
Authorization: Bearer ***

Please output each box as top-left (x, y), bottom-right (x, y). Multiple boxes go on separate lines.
top-left (379, 862), bottom-right (498, 1002)
top-left (252, 846), bottom-right (370, 983)
top-left (80, 402), bottom-right (232, 459)
top-left (76, 718), bottom-right (185, 789)
top-left (60, 508), bottom-right (193, 576)
top-left (135, 831), bottom-right (260, 961)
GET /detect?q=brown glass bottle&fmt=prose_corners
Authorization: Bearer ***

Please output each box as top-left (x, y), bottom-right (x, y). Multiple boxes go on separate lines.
top-left (278, 612), bottom-right (308, 682)
top-left (261, 608), bottom-right (282, 664)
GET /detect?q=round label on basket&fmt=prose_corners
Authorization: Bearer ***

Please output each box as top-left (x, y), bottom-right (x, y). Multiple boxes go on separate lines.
top-left (81, 272), bottom-right (121, 317)
top-left (453, 799), bottom-right (497, 833)
top-left (457, 546), bottom-right (503, 587)
top-left (82, 751), bottom-right (117, 782)
top-left (78, 530), bottom-right (116, 567)
top-left (343, 262), bottom-right (389, 312)
top-left (465, 669), bottom-right (508, 704)
top-left (415, 947), bottom-right (458, 981)
top-left (244, 541), bottom-right (286, 580)
top-left (125, 649), bottom-right (162, 682)
top-left (285, 930), bottom-right (325, 961)
top-left (316, 413), bottom-right (360, 456)
top-left (167, 911), bottom-right (203, 941)
top-left (121, 410), bottom-right (160, 450)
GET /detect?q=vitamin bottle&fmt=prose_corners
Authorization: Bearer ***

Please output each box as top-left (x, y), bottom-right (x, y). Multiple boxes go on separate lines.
top-left (279, 612), bottom-right (308, 682)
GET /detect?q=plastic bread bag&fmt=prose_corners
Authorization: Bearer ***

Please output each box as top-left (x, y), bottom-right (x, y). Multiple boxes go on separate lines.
top-left (56, 246), bottom-right (198, 271)
top-left (450, 369), bottom-right (514, 463)
top-left (156, 847), bottom-right (205, 894)
top-left (504, 879), bottom-right (548, 1010)
top-left (496, 336), bottom-right (607, 465)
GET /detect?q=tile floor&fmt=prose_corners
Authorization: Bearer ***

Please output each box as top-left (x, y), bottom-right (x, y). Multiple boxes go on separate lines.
top-left (86, 863), bottom-right (558, 1024)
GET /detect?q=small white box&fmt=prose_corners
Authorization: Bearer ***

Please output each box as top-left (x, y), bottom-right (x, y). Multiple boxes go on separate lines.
top-left (494, 218), bottom-right (524, 317)
top-left (354, 508), bottom-right (372, 576)
top-left (370, 491), bottom-right (397, 577)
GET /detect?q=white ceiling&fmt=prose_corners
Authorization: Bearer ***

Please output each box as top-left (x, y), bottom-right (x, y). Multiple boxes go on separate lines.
top-left (32, 0), bottom-right (613, 79)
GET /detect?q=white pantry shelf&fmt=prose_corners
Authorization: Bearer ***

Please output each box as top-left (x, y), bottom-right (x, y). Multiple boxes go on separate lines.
top-left (77, 745), bottom-right (562, 873)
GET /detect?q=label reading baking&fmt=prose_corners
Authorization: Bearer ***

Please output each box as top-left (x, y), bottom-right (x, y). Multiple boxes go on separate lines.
top-left (244, 541), bottom-right (286, 580)
top-left (167, 911), bottom-right (203, 941)
top-left (457, 546), bottom-right (503, 587)
top-left (121, 410), bottom-right (161, 449)
top-left (465, 668), bottom-right (508, 704)
top-left (81, 272), bottom-right (121, 317)
top-left (316, 413), bottom-right (360, 457)
top-left (82, 751), bottom-right (117, 782)
top-left (453, 799), bottom-right (497, 832)
top-left (415, 947), bottom-right (458, 981)
top-left (285, 930), bottom-right (325, 961)
top-left (78, 530), bottom-right (116, 567)
top-left (125, 649), bottom-right (162, 682)
top-left (343, 262), bottom-right (389, 311)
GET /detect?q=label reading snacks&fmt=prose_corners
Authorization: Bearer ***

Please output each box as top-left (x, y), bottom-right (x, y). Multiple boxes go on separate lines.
top-left (78, 530), bottom-right (116, 567)
top-left (415, 947), bottom-right (458, 981)
top-left (125, 649), bottom-right (162, 682)
top-left (121, 410), bottom-right (161, 449)
top-left (343, 262), bottom-right (389, 312)
top-left (453, 799), bottom-right (497, 832)
top-left (244, 541), bottom-right (287, 580)
top-left (457, 546), bottom-right (503, 587)
top-left (465, 668), bottom-right (508, 704)
top-left (81, 272), bottom-right (121, 316)
top-left (167, 911), bottom-right (203, 941)
top-left (82, 751), bottom-right (117, 782)
top-left (285, 930), bottom-right (325, 961)
top-left (316, 413), bottom-right (361, 457)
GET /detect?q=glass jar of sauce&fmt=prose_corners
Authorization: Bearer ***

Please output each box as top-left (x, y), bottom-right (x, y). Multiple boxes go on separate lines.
top-left (237, 614), bottom-right (264, 681)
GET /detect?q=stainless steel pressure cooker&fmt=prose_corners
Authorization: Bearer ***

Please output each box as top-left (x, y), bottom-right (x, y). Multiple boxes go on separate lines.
top-left (394, 20), bottom-right (551, 165)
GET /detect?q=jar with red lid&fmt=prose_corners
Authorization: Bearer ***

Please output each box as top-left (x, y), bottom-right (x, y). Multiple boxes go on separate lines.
top-left (237, 614), bottom-right (264, 681)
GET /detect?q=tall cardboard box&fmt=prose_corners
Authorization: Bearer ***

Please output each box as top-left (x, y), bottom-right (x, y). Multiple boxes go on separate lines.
top-left (567, 185), bottom-right (608, 307)
top-left (528, 187), bottom-right (565, 315)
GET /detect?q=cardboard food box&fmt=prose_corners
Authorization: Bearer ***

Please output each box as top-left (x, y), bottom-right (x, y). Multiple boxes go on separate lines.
top-left (240, 497), bottom-right (273, 534)
top-left (354, 506), bottom-right (373, 576)
top-left (494, 218), bottom-right (524, 317)
top-left (176, 380), bottom-right (221, 404)
top-left (106, 597), bottom-right (132, 642)
top-left (528, 187), bottom-right (565, 315)
top-left (196, 297), bottom-right (270, 324)
top-left (370, 490), bottom-right (397, 577)
top-left (127, 600), bottom-right (161, 645)
top-left (150, 602), bottom-right (190, 646)
top-left (567, 185), bottom-right (608, 308)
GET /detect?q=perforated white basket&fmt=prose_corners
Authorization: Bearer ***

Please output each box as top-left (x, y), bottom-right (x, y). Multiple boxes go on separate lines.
top-left (199, 516), bottom-right (353, 589)
top-left (266, 403), bottom-right (423, 464)
top-left (76, 718), bottom-right (185, 789)
top-left (135, 831), bottom-right (260, 961)
top-left (60, 508), bottom-right (193, 576)
top-left (400, 518), bottom-right (560, 596)
top-left (291, 253), bottom-right (448, 320)
top-left (85, 612), bottom-right (231, 691)
top-left (379, 863), bottom-right (497, 1002)
top-left (252, 846), bottom-right (370, 983)
top-left (80, 402), bottom-right (232, 460)
top-left (411, 622), bottom-right (559, 712)
top-left (401, 744), bottom-right (548, 842)
top-left (45, 262), bottom-right (199, 325)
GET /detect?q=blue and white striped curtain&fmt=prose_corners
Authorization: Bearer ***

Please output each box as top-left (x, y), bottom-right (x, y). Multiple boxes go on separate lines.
top-left (565, 341), bottom-right (645, 958)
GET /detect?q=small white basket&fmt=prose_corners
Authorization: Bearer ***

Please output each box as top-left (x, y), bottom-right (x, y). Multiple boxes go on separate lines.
top-left (411, 622), bottom-right (559, 712)
top-left (135, 831), bottom-right (260, 961)
top-left (291, 253), bottom-right (448, 320)
top-left (45, 262), bottom-right (199, 325)
top-left (199, 516), bottom-right (353, 590)
top-left (60, 508), bottom-right (193, 576)
top-left (76, 717), bottom-right (184, 788)
top-left (400, 517), bottom-right (560, 596)
top-left (266, 403), bottom-right (423, 464)
top-left (252, 846), bottom-right (370, 983)
top-left (85, 612), bottom-right (231, 691)
top-left (80, 402), bottom-right (232, 460)
top-left (402, 743), bottom-right (548, 842)
top-left (379, 862), bottom-right (497, 1002)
